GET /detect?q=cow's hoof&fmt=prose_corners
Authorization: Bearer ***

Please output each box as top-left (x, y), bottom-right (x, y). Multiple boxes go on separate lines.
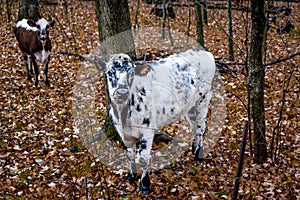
top-left (139, 185), bottom-right (150, 195)
top-left (126, 173), bottom-right (137, 183)
top-left (45, 80), bottom-right (50, 87)
top-left (194, 157), bottom-right (204, 163)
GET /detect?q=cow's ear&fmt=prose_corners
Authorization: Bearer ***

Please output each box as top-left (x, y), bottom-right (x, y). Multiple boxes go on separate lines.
top-left (27, 19), bottom-right (36, 27)
top-left (135, 64), bottom-right (151, 76)
top-left (49, 21), bottom-right (55, 27)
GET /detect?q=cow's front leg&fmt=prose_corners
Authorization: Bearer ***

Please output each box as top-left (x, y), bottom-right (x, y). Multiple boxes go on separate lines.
top-left (43, 55), bottom-right (50, 86)
top-left (126, 145), bottom-right (137, 182)
top-left (32, 55), bottom-right (39, 86)
top-left (139, 134), bottom-right (154, 194)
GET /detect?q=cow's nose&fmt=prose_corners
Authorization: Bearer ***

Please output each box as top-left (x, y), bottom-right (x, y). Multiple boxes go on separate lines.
top-left (39, 34), bottom-right (47, 40)
top-left (115, 89), bottom-right (129, 100)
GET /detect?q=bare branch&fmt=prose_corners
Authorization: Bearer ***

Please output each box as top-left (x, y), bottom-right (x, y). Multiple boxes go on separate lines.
top-left (265, 52), bottom-right (300, 67)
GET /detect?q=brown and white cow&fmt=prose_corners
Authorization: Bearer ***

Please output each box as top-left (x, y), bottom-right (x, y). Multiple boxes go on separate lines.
top-left (14, 18), bottom-right (54, 86)
top-left (96, 46), bottom-right (216, 194)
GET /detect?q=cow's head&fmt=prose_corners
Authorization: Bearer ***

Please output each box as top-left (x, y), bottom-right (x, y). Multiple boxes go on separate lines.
top-left (105, 54), bottom-right (135, 104)
top-left (94, 53), bottom-right (152, 105)
top-left (34, 18), bottom-right (55, 40)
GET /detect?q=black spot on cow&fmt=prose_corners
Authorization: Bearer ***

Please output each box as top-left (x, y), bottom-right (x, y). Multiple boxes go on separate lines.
top-left (136, 104), bottom-right (141, 112)
top-left (176, 63), bottom-right (188, 71)
top-left (139, 139), bottom-right (147, 154)
top-left (142, 118), bottom-right (150, 127)
top-left (191, 79), bottom-right (194, 84)
top-left (128, 110), bottom-right (132, 118)
top-left (131, 94), bottom-right (135, 106)
top-left (139, 97), bottom-right (144, 103)
top-left (140, 87), bottom-right (146, 96)
top-left (162, 107), bottom-right (166, 115)
top-left (171, 108), bottom-right (175, 114)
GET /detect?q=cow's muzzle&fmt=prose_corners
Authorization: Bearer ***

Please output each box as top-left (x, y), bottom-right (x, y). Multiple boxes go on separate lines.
top-left (39, 35), bottom-right (48, 40)
top-left (113, 89), bottom-right (129, 103)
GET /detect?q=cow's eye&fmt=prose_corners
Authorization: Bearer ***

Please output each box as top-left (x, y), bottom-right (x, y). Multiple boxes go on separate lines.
top-left (113, 62), bottom-right (122, 70)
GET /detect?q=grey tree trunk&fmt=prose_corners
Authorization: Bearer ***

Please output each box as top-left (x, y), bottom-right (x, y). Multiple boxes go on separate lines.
top-left (95, 0), bottom-right (136, 141)
top-left (228, 0), bottom-right (234, 61)
top-left (95, 0), bottom-right (136, 59)
top-left (203, 1), bottom-right (208, 24)
top-left (195, 0), bottom-right (204, 47)
top-left (247, 0), bottom-right (268, 163)
top-left (18, 0), bottom-right (41, 21)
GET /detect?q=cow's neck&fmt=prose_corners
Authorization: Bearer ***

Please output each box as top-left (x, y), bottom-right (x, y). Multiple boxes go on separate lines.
top-left (111, 101), bottom-right (130, 127)
top-left (41, 39), bottom-right (48, 51)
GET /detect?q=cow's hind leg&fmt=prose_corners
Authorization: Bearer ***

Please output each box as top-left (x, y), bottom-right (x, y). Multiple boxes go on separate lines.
top-left (126, 145), bottom-right (137, 182)
top-left (138, 133), bottom-right (154, 194)
top-left (187, 90), bottom-right (212, 162)
top-left (23, 54), bottom-right (32, 81)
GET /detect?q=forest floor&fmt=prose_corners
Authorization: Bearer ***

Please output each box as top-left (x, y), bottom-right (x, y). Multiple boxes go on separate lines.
top-left (0, 0), bottom-right (299, 199)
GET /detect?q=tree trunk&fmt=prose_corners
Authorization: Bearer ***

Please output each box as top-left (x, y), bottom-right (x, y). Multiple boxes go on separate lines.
top-left (95, 0), bottom-right (136, 141)
top-left (6, 0), bottom-right (12, 22)
top-left (18, 0), bottom-right (41, 21)
top-left (247, 0), bottom-right (268, 163)
top-left (228, 0), bottom-right (234, 61)
top-left (95, 0), bottom-right (136, 59)
top-left (134, 0), bottom-right (140, 29)
top-left (195, 0), bottom-right (204, 47)
top-left (203, 1), bottom-right (208, 24)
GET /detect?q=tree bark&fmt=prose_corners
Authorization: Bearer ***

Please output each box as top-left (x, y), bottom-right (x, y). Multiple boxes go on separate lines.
top-left (95, 0), bottom-right (136, 59)
top-left (228, 0), bottom-right (234, 61)
top-left (95, 0), bottom-right (136, 141)
top-left (18, 0), bottom-right (41, 21)
top-left (203, 1), bottom-right (208, 24)
top-left (195, 0), bottom-right (204, 47)
top-left (247, 0), bottom-right (268, 163)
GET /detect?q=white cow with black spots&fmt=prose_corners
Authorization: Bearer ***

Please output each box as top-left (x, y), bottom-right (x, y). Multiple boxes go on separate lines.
top-left (97, 46), bottom-right (216, 194)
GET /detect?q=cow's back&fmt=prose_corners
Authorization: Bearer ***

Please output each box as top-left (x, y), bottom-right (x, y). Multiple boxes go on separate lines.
top-left (128, 48), bottom-right (215, 129)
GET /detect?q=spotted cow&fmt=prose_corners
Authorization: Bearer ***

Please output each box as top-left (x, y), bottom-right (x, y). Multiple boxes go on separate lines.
top-left (98, 46), bottom-right (216, 194)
